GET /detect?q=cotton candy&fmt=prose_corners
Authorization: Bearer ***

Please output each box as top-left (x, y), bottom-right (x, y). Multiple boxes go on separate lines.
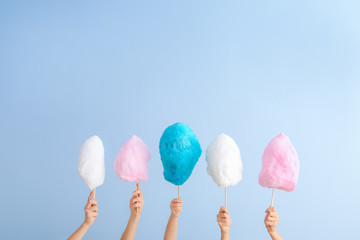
top-left (159, 122), bottom-right (202, 186)
top-left (206, 134), bottom-right (243, 188)
top-left (258, 133), bottom-right (299, 192)
top-left (114, 135), bottom-right (151, 182)
top-left (78, 135), bottom-right (105, 190)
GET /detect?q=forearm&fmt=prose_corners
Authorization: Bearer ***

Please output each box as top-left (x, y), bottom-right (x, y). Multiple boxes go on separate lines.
top-left (121, 213), bottom-right (140, 240)
top-left (269, 230), bottom-right (283, 240)
top-left (164, 214), bottom-right (179, 240)
top-left (67, 222), bottom-right (90, 240)
top-left (220, 231), bottom-right (230, 240)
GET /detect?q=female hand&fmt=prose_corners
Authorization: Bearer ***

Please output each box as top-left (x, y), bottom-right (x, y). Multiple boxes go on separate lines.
top-left (217, 206), bottom-right (231, 234)
top-left (130, 183), bottom-right (144, 216)
top-left (264, 206), bottom-right (279, 233)
top-left (84, 190), bottom-right (98, 226)
top-left (170, 198), bottom-right (183, 217)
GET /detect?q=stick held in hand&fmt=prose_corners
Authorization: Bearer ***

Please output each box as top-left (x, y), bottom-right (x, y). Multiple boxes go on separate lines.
top-left (271, 188), bottom-right (275, 207)
top-left (225, 187), bottom-right (227, 208)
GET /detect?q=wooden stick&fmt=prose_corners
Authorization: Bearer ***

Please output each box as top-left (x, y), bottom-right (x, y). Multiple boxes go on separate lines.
top-left (178, 186), bottom-right (180, 199)
top-left (93, 188), bottom-right (96, 200)
top-left (271, 188), bottom-right (275, 207)
top-left (225, 187), bottom-right (227, 208)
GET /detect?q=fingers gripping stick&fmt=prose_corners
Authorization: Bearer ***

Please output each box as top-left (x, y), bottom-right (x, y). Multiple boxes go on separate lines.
top-left (136, 182), bottom-right (139, 214)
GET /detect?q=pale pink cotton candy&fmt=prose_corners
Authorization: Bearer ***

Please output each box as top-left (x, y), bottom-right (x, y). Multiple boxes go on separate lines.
top-left (258, 133), bottom-right (299, 192)
top-left (114, 135), bottom-right (151, 182)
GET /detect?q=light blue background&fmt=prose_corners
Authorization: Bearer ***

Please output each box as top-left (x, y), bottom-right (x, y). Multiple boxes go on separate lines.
top-left (1, 1), bottom-right (359, 239)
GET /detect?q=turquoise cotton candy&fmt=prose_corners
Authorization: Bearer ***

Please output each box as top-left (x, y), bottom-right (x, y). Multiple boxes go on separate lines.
top-left (159, 122), bottom-right (202, 186)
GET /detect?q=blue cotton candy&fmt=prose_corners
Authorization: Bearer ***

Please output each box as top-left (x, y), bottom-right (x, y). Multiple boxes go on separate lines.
top-left (159, 122), bottom-right (202, 186)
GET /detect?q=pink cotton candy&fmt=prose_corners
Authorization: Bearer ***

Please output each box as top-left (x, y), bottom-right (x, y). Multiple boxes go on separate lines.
top-left (114, 135), bottom-right (151, 182)
top-left (258, 133), bottom-right (300, 192)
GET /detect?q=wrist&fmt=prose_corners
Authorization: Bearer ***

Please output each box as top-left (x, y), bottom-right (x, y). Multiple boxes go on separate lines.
top-left (221, 230), bottom-right (230, 236)
top-left (267, 228), bottom-right (277, 233)
top-left (170, 213), bottom-right (180, 219)
top-left (268, 229), bottom-right (279, 237)
top-left (82, 221), bottom-right (92, 229)
top-left (130, 212), bottom-right (141, 220)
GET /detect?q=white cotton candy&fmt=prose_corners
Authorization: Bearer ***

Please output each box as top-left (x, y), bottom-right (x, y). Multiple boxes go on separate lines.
top-left (78, 136), bottom-right (105, 190)
top-left (206, 134), bottom-right (243, 188)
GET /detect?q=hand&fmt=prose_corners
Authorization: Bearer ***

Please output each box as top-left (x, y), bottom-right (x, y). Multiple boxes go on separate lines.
top-left (130, 184), bottom-right (144, 217)
top-left (217, 206), bottom-right (231, 234)
top-left (84, 190), bottom-right (98, 226)
top-left (264, 206), bottom-right (279, 233)
top-left (170, 198), bottom-right (183, 217)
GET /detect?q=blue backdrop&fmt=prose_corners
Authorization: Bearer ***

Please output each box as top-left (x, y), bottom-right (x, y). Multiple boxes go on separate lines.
top-left (1, 1), bottom-right (359, 239)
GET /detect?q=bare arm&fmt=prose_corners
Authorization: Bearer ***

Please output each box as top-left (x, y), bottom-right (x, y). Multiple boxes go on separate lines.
top-left (269, 231), bottom-right (283, 240)
top-left (217, 206), bottom-right (231, 240)
top-left (164, 198), bottom-right (183, 240)
top-left (67, 223), bottom-right (91, 240)
top-left (68, 190), bottom-right (98, 240)
top-left (121, 214), bottom-right (140, 240)
top-left (264, 207), bottom-right (283, 240)
top-left (121, 184), bottom-right (144, 240)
